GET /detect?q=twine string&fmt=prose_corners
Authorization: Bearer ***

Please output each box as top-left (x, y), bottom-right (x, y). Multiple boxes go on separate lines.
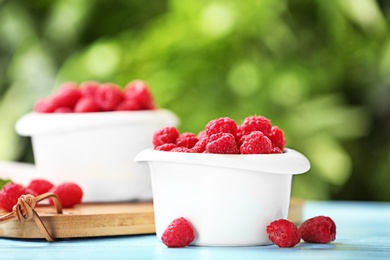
top-left (0, 193), bottom-right (63, 242)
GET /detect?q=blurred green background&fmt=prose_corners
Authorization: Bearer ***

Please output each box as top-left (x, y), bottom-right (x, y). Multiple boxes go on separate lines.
top-left (0, 0), bottom-right (389, 201)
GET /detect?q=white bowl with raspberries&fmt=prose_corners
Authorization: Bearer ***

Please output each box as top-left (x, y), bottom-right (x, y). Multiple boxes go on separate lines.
top-left (135, 116), bottom-right (311, 246)
top-left (15, 80), bottom-right (179, 202)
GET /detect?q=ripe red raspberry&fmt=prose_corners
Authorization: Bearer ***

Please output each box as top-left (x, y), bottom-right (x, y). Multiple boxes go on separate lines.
top-left (49, 182), bottom-right (83, 208)
top-left (205, 117), bottom-right (238, 138)
top-left (25, 188), bottom-right (38, 197)
top-left (176, 132), bottom-right (199, 148)
top-left (240, 116), bottom-right (272, 136)
top-left (95, 83), bottom-right (124, 111)
top-left (34, 98), bottom-right (57, 113)
top-left (155, 143), bottom-right (178, 151)
top-left (124, 80), bottom-right (156, 110)
top-left (197, 130), bottom-right (207, 140)
top-left (74, 97), bottom-right (99, 113)
top-left (80, 81), bottom-right (100, 98)
top-left (192, 137), bottom-right (208, 153)
top-left (170, 147), bottom-right (194, 153)
top-left (299, 216), bottom-right (336, 243)
top-left (266, 219), bottom-right (301, 248)
top-left (205, 133), bottom-right (239, 154)
top-left (153, 126), bottom-right (180, 148)
top-left (239, 131), bottom-right (272, 154)
top-left (53, 106), bottom-right (73, 113)
top-left (115, 99), bottom-right (141, 111)
top-left (27, 179), bottom-right (54, 195)
top-left (161, 217), bottom-right (195, 248)
top-left (0, 183), bottom-right (29, 212)
top-left (53, 82), bottom-right (82, 109)
top-left (271, 147), bottom-right (283, 154)
top-left (268, 126), bottom-right (286, 151)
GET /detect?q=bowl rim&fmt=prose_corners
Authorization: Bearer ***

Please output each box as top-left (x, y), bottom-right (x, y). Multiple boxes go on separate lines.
top-left (134, 148), bottom-right (311, 175)
top-left (15, 109), bottom-right (179, 136)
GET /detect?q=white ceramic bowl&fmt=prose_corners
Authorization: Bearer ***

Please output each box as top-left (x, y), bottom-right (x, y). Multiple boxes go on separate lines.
top-left (134, 148), bottom-right (310, 246)
top-left (15, 109), bottom-right (179, 202)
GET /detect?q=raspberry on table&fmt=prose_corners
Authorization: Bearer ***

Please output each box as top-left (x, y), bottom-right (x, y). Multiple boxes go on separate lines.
top-left (124, 80), bottom-right (156, 110)
top-left (268, 126), bottom-right (286, 151)
top-left (240, 115), bottom-right (272, 136)
top-left (205, 117), bottom-right (238, 138)
top-left (152, 126), bottom-right (180, 148)
top-left (161, 217), bottom-right (195, 248)
top-left (205, 133), bottom-right (239, 154)
top-left (266, 219), bottom-right (301, 248)
top-left (49, 182), bottom-right (83, 208)
top-left (95, 83), bottom-right (124, 111)
top-left (298, 216), bottom-right (336, 243)
top-left (239, 131), bottom-right (272, 154)
top-left (27, 179), bottom-right (54, 196)
top-left (0, 182), bottom-right (29, 212)
top-left (176, 132), bottom-right (199, 149)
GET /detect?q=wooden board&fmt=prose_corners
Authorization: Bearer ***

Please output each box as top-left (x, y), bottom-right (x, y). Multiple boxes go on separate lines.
top-left (0, 202), bottom-right (155, 239)
top-left (0, 199), bottom-right (303, 240)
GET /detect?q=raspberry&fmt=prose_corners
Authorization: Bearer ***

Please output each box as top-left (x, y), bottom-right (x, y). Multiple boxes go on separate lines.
top-left (49, 182), bottom-right (83, 208)
top-left (197, 130), bottom-right (207, 140)
top-left (95, 83), bottom-right (124, 111)
top-left (27, 179), bottom-right (54, 196)
top-left (239, 131), bottom-right (272, 154)
top-left (155, 143), bottom-right (178, 151)
top-left (80, 81), bottom-right (100, 98)
top-left (170, 147), bottom-right (194, 153)
top-left (240, 116), bottom-right (272, 136)
top-left (268, 126), bottom-right (286, 151)
top-left (205, 117), bottom-right (238, 138)
top-left (176, 132), bottom-right (199, 148)
top-left (74, 97), bottom-right (99, 113)
top-left (34, 98), bottom-right (56, 113)
top-left (53, 106), bottom-right (73, 113)
top-left (115, 99), bottom-right (141, 111)
top-left (0, 183), bottom-right (29, 212)
top-left (271, 147), bottom-right (283, 154)
top-left (192, 137), bottom-right (208, 153)
top-left (153, 126), bottom-right (180, 148)
top-left (25, 188), bottom-right (38, 197)
top-left (124, 80), bottom-right (155, 110)
top-left (161, 217), bottom-right (195, 248)
top-left (53, 82), bottom-right (82, 109)
top-left (298, 216), bottom-right (336, 243)
top-left (205, 133), bottom-right (239, 154)
top-left (266, 219), bottom-right (301, 248)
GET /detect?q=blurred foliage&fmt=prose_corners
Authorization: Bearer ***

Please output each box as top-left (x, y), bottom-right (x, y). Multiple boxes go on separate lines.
top-left (0, 0), bottom-right (389, 201)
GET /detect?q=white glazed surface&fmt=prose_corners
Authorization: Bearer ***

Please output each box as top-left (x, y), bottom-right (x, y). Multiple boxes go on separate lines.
top-left (134, 148), bottom-right (310, 246)
top-left (15, 109), bottom-right (179, 202)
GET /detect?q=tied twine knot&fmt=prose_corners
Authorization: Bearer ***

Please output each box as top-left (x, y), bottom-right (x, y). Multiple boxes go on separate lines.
top-left (13, 194), bottom-right (37, 222)
top-left (0, 193), bottom-right (63, 242)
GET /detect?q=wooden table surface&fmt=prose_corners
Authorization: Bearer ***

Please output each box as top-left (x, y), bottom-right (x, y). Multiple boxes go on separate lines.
top-left (1, 200), bottom-right (389, 260)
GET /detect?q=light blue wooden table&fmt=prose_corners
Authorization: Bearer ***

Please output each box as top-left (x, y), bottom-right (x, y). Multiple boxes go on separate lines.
top-left (1, 201), bottom-right (389, 259)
